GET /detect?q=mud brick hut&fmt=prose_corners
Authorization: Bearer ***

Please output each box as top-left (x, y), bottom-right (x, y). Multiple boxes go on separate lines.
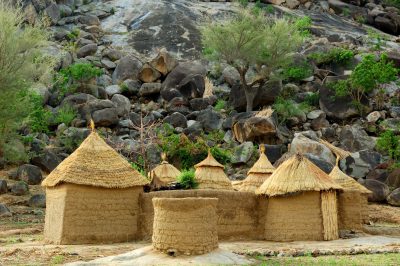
top-left (256, 154), bottom-right (343, 241)
top-left (149, 153), bottom-right (181, 189)
top-left (152, 197), bottom-right (219, 255)
top-left (194, 150), bottom-right (233, 190)
top-left (238, 145), bottom-right (275, 193)
top-left (41, 130), bottom-right (149, 244)
top-left (329, 158), bottom-right (372, 231)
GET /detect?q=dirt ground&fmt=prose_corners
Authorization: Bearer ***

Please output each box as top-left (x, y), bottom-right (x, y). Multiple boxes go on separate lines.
top-left (1, 168), bottom-right (400, 265)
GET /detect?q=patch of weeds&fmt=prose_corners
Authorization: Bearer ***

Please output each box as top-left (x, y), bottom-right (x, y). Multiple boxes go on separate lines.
top-left (215, 99), bottom-right (227, 111)
top-left (177, 169), bottom-right (198, 189)
top-left (51, 255), bottom-right (65, 265)
top-left (308, 48), bottom-right (354, 66)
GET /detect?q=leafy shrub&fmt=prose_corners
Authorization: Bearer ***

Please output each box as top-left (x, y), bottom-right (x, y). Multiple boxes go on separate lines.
top-left (273, 96), bottom-right (306, 124)
top-left (294, 16), bottom-right (312, 37)
top-left (384, 0), bottom-right (400, 8)
top-left (304, 92), bottom-right (320, 107)
top-left (177, 169), bottom-right (198, 189)
top-left (54, 105), bottom-right (77, 126)
top-left (308, 48), bottom-right (354, 65)
top-left (329, 53), bottom-right (398, 114)
top-left (158, 128), bottom-right (231, 169)
top-left (28, 93), bottom-right (52, 134)
top-left (0, 2), bottom-right (51, 163)
top-left (377, 130), bottom-right (400, 162)
top-left (283, 64), bottom-right (313, 81)
top-left (215, 100), bottom-right (227, 111)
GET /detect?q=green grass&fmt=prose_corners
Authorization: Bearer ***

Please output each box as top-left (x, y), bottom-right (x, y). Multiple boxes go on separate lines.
top-left (254, 253), bottom-right (400, 266)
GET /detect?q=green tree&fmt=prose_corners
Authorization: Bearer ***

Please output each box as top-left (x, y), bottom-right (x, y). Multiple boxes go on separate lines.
top-left (0, 1), bottom-right (52, 162)
top-left (201, 7), bottom-right (304, 111)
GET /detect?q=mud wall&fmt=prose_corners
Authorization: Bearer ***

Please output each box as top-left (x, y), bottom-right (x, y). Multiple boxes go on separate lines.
top-left (139, 190), bottom-right (260, 241)
top-left (338, 191), bottom-right (368, 231)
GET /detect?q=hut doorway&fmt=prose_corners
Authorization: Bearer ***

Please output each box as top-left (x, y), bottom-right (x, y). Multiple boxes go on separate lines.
top-left (321, 191), bottom-right (339, 241)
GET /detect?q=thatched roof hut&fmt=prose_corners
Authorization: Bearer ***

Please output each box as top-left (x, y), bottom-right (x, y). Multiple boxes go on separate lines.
top-left (194, 151), bottom-right (233, 190)
top-left (149, 154), bottom-right (181, 189)
top-left (256, 154), bottom-right (342, 241)
top-left (238, 145), bottom-right (275, 193)
top-left (42, 129), bottom-right (149, 244)
top-left (329, 158), bottom-right (372, 230)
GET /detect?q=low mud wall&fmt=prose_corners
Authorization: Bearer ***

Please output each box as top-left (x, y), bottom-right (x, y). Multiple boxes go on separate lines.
top-left (138, 190), bottom-right (262, 241)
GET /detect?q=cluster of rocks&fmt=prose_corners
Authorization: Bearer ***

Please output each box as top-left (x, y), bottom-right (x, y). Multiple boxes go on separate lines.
top-left (1, 0), bottom-right (397, 212)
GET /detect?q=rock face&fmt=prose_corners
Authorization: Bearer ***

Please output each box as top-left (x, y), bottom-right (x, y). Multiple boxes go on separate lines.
top-left (112, 56), bottom-right (143, 84)
top-left (387, 188), bottom-right (400, 207)
top-left (319, 86), bottom-right (359, 120)
top-left (361, 179), bottom-right (390, 202)
top-left (16, 164), bottom-right (43, 185)
top-left (339, 125), bottom-right (376, 152)
top-left (341, 150), bottom-right (382, 179)
top-left (231, 142), bottom-right (254, 164)
top-left (290, 134), bottom-right (336, 165)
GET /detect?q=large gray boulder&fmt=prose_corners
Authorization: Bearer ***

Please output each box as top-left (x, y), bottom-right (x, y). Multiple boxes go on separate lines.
top-left (111, 94), bottom-right (131, 117)
top-left (387, 188), bottom-right (400, 207)
top-left (319, 85), bottom-right (360, 120)
top-left (339, 125), bottom-right (376, 152)
top-left (341, 150), bottom-right (382, 179)
top-left (92, 108), bottom-right (119, 127)
top-left (387, 169), bottom-right (400, 189)
top-left (112, 56), bottom-right (143, 84)
top-left (11, 181), bottom-right (29, 196)
top-left (0, 180), bottom-right (7, 194)
top-left (196, 107), bottom-right (223, 132)
top-left (231, 142), bottom-right (254, 164)
top-left (161, 62), bottom-right (206, 101)
top-left (0, 203), bottom-right (11, 217)
top-left (28, 194), bottom-right (46, 208)
top-left (290, 134), bottom-right (336, 165)
top-left (164, 112), bottom-right (187, 129)
top-left (16, 164), bottom-right (43, 185)
top-left (360, 179), bottom-right (390, 202)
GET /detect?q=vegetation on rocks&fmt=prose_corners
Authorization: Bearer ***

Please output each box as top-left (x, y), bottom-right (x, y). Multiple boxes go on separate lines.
top-left (0, 1), bottom-right (52, 163)
top-left (177, 169), bottom-right (198, 189)
top-left (201, 6), bottom-right (305, 111)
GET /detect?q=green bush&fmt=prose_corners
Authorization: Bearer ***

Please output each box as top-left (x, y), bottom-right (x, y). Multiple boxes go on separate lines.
top-left (377, 130), bottom-right (400, 162)
top-left (215, 100), bottom-right (227, 111)
top-left (308, 48), bottom-right (354, 65)
top-left (158, 128), bottom-right (231, 169)
top-left (294, 16), bottom-right (312, 37)
top-left (273, 96), bottom-right (306, 124)
top-left (304, 92), bottom-right (320, 107)
top-left (28, 93), bottom-right (52, 134)
top-left (328, 53), bottom-right (398, 114)
top-left (177, 169), bottom-right (198, 189)
top-left (0, 2), bottom-right (52, 163)
top-left (384, 0), bottom-right (400, 8)
top-left (54, 105), bottom-right (77, 126)
top-left (283, 64), bottom-right (313, 81)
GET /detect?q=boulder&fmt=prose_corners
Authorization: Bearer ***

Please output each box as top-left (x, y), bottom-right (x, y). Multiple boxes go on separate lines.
top-left (112, 56), bottom-right (143, 84)
top-left (0, 180), bottom-right (7, 194)
top-left (105, 85), bottom-right (122, 97)
top-left (366, 111), bottom-right (382, 123)
top-left (229, 80), bottom-right (282, 111)
top-left (387, 188), bottom-right (400, 207)
top-left (149, 48), bottom-right (178, 76)
top-left (290, 134), bottom-right (336, 165)
top-left (339, 125), bottom-right (376, 152)
top-left (44, 3), bottom-right (60, 24)
top-left (161, 62), bottom-right (206, 101)
top-left (78, 14), bottom-right (100, 26)
top-left (139, 64), bottom-right (161, 83)
top-left (92, 108), bottom-right (119, 127)
top-left (305, 153), bottom-right (334, 174)
top-left (231, 142), bottom-right (254, 164)
top-left (387, 168), bottom-right (400, 188)
top-left (28, 194), bottom-right (46, 208)
top-left (196, 107), bottom-right (222, 132)
top-left (111, 94), bottom-right (131, 117)
top-left (319, 85), bottom-right (360, 119)
top-left (11, 181), bottom-right (29, 196)
top-left (341, 150), bottom-right (382, 179)
top-left (264, 144), bottom-right (285, 164)
top-left (232, 112), bottom-right (280, 144)
top-left (77, 44), bottom-right (97, 58)
top-left (189, 98), bottom-right (210, 111)
top-left (164, 112), bottom-right (188, 128)
top-left (31, 149), bottom-right (62, 173)
top-left (166, 97), bottom-right (190, 114)
top-left (361, 179), bottom-right (390, 202)
top-left (16, 164), bottom-right (43, 185)
top-left (139, 83), bottom-right (162, 96)
top-left (0, 203), bottom-right (11, 217)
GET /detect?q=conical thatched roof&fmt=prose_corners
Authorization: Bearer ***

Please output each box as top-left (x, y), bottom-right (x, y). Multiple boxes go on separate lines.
top-left (256, 154), bottom-right (342, 197)
top-left (42, 131), bottom-right (149, 188)
top-left (149, 154), bottom-right (181, 189)
top-left (329, 158), bottom-right (371, 194)
top-left (239, 145), bottom-right (275, 193)
top-left (318, 139), bottom-right (351, 160)
top-left (194, 151), bottom-right (233, 190)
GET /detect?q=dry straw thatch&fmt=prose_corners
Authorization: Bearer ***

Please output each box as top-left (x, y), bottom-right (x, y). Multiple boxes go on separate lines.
top-left (149, 154), bottom-right (181, 189)
top-left (329, 158), bottom-right (371, 194)
top-left (256, 154), bottom-right (342, 197)
top-left (152, 197), bottom-right (219, 255)
top-left (321, 191), bottom-right (339, 240)
top-left (318, 139), bottom-right (351, 160)
top-left (239, 145), bottom-right (275, 192)
top-left (194, 151), bottom-right (233, 190)
top-left (42, 131), bottom-right (149, 188)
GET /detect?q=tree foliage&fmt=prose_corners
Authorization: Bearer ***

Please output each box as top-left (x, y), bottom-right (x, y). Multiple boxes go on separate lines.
top-left (201, 6), bottom-right (304, 111)
top-left (0, 1), bottom-right (52, 163)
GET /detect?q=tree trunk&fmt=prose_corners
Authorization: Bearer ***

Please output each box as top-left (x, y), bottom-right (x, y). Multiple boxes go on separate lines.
top-left (244, 86), bottom-right (257, 112)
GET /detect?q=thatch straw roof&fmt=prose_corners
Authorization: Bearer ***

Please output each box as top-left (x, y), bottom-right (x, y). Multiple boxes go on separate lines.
top-left (149, 154), bottom-right (181, 189)
top-left (329, 158), bottom-right (371, 194)
top-left (239, 145), bottom-right (275, 192)
top-left (42, 131), bottom-right (149, 188)
top-left (256, 154), bottom-right (342, 197)
top-left (194, 151), bottom-right (233, 190)
top-left (318, 139), bottom-right (351, 160)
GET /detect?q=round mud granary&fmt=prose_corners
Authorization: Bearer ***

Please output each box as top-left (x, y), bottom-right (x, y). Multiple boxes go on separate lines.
top-left (152, 197), bottom-right (219, 255)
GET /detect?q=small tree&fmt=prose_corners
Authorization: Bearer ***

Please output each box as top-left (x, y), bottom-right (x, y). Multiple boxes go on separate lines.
top-left (201, 7), bottom-right (304, 111)
top-left (0, 1), bottom-right (51, 163)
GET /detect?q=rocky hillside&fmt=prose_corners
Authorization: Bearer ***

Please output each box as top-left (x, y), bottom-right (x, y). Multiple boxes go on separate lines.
top-left (1, 0), bottom-right (400, 218)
